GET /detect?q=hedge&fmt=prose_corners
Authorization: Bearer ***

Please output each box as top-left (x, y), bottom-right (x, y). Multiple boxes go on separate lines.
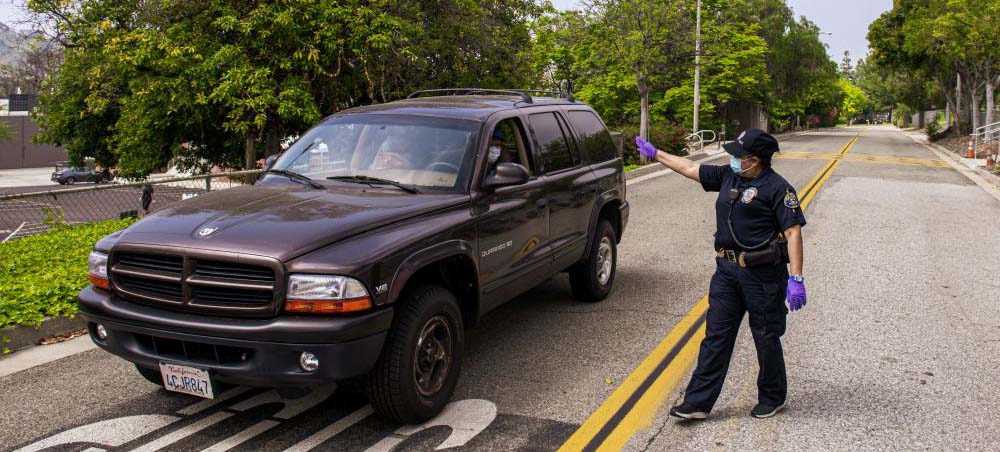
top-left (0, 218), bottom-right (135, 333)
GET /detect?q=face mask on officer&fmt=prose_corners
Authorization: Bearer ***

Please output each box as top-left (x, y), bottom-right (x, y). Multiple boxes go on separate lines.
top-left (729, 155), bottom-right (757, 175)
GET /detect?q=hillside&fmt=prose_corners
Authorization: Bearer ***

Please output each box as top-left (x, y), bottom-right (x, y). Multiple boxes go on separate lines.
top-left (0, 22), bottom-right (29, 66)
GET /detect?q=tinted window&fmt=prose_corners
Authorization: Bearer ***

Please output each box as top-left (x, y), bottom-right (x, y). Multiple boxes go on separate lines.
top-left (529, 112), bottom-right (574, 173)
top-left (567, 111), bottom-right (616, 162)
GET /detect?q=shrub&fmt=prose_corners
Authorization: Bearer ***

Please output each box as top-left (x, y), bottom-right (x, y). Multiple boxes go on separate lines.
top-left (0, 218), bottom-right (135, 333)
top-left (926, 120), bottom-right (949, 142)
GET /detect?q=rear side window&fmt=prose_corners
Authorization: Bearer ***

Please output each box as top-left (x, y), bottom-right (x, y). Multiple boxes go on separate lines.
top-left (529, 112), bottom-right (575, 173)
top-left (567, 110), bottom-right (616, 163)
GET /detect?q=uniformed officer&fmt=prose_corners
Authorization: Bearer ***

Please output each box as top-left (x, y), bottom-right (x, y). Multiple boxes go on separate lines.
top-left (635, 128), bottom-right (807, 420)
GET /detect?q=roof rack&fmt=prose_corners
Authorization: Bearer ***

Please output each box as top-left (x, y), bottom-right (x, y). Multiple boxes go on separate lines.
top-left (517, 89), bottom-right (575, 103)
top-left (407, 88), bottom-right (534, 103)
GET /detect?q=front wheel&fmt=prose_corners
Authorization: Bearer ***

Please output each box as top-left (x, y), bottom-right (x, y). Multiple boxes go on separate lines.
top-left (65, 177), bottom-right (76, 185)
top-left (569, 219), bottom-right (617, 302)
top-left (368, 285), bottom-right (464, 423)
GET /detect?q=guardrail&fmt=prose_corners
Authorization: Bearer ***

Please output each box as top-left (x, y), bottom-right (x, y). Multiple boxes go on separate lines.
top-left (971, 120), bottom-right (1000, 160)
top-left (0, 170), bottom-right (262, 242)
top-left (685, 129), bottom-right (718, 154)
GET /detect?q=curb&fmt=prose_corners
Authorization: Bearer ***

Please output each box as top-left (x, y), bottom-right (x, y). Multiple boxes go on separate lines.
top-left (2, 316), bottom-right (88, 353)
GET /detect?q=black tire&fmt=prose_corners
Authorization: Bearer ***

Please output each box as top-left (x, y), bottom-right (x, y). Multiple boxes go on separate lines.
top-left (368, 285), bottom-right (464, 423)
top-left (569, 219), bottom-right (617, 302)
top-left (135, 365), bottom-right (164, 386)
top-left (65, 177), bottom-right (75, 185)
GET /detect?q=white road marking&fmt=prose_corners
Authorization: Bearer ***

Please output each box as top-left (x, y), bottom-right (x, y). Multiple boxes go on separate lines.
top-left (2, 222), bottom-right (25, 242)
top-left (176, 386), bottom-right (253, 415)
top-left (282, 405), bottom-right (375, 452)
top-left (364, 399), bottom-right (498, 452)
top-left (230, 385), bottom-right (336, 419)
top-left (130, 412), bottom-right (233, 452)
top-left (13, 415), bottom-right (178, 452)
top-left (199, 419), bottom-right (280, 452)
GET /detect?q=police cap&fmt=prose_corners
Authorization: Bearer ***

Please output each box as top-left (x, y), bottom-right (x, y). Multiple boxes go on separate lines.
top-left (723, 128), bottom-right (780, 161)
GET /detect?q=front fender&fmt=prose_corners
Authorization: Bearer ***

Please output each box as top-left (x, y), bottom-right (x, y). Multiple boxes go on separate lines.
top-left (388, 239), bottom-right (478, 305)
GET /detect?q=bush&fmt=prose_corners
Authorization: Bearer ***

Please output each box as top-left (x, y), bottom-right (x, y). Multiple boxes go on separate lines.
top-left (926, 120), bottom-right (949, 142)
top-left (616, 123), bottom-right (690, 167)
top-left (0, 218), bottom-right (135, 333)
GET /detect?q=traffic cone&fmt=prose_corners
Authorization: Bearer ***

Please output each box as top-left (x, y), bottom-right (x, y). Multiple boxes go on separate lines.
top-left (967, 141), bottom-right (975, 158)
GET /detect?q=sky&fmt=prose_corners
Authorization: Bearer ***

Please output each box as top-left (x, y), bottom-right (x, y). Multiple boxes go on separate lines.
top-left (548, 0), bottom-right (893, 64)
top-left (0, 0), bottom-right (892, 64)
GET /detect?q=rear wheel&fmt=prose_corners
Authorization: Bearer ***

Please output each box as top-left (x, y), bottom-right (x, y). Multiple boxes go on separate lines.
top-left (368, 285), bottom-right (463, 423)
top-left (135, 365), bottom-right (163, 386)
top-left (569, 219), bottom-right (617, 302)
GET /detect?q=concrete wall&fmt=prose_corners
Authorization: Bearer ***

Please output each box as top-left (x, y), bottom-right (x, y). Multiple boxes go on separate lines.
top-left (0, 116), bottom-right (67, 170)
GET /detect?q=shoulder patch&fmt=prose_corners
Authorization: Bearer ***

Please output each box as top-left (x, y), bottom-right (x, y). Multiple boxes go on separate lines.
top-left (783, 190), bottom-right (800, 209)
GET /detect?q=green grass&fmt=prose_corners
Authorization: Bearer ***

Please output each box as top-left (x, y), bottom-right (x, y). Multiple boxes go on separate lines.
top-left (0, 218), bottom-right (135, 339)
top-left (624, 164), bottom-right (641, 172)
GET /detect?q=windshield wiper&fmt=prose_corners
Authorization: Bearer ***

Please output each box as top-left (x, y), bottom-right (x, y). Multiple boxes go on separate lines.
top-left (263, 169), bottom-right (323, 189)
top-left (326, 175), bottom-right (420, 194)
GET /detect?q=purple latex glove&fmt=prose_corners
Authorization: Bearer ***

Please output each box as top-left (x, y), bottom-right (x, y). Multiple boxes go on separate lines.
top-left (787, 277), bottom-right (806, 311)
top-left (635, 136), bottom-right (658, 159)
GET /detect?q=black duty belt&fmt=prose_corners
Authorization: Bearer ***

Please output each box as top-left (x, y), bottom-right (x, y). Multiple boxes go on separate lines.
top-left (716, 248), bottom-right (748, 267)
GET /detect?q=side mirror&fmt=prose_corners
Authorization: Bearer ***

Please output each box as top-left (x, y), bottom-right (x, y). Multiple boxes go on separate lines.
top-left (483, 162), bottom-right (530, 190)
top-left (264, 153), bottom-right (280, 169)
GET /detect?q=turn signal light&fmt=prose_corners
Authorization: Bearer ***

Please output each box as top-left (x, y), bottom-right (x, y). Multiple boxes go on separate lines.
top-left (285, 297), bottom-right (372, 314)
top-left (88, 273), bottom-right (110, 290)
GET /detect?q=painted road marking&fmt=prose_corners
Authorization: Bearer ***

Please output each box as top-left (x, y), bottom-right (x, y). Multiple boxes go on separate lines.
top-left (13, 415), bottom-right (179, 452)
top-left (776, 151), bottom-right (949, 168)
top-left (560, 131), bottom-right (863, 452)
top-left (282, 405), bottom-right (375, 452)
top-left (15, 387), bottom-right (498, 452)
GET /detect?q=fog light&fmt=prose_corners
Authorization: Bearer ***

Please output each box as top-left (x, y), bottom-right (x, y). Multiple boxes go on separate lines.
top-left (299, 352), bottom-right (319, 372)
top-left (95, 324), bottom-right (108, 340)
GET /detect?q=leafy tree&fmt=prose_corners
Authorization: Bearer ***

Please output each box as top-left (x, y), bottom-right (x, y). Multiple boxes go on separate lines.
top-left (30, 0), bottom-right (540, 177)
top-left (583, 0), bottom-right (696, 141)
top-left (837, 78), bottom-right (868, 122)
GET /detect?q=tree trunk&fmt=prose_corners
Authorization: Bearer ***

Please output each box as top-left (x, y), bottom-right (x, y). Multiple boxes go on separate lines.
top-left (971, 87), bottom-right (981, 132)
top-left (986, 78), bottom-right (996, 126)
top-left (637, 75), bottom-right (650, 163)
top-left (244, 129), bottom-right (258, 170)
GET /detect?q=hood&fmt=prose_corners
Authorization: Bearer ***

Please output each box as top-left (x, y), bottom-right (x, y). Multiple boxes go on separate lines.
top-left (116, 184), bottom-right (468, 261)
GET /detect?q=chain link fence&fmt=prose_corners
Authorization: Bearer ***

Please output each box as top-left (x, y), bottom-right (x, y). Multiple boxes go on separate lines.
top-left (1, 170), bottom-right (262, 242)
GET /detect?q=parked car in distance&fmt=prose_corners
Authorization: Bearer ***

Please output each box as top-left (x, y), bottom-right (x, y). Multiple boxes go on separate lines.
top-left (78, 88), bottom-right (629, 423)
top-left (51, 165), bottom-right (110, 185)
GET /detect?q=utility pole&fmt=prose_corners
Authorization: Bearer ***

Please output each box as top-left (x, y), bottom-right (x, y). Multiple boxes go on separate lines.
top-left (693, 0), bottom-right (702, 135)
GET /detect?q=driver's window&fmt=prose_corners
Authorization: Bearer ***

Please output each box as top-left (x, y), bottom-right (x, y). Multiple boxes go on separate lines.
top-left (488, 119), bottom-right (532, 176)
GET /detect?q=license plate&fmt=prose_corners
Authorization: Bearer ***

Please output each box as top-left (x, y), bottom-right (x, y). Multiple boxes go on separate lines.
top-left (159, 362), bottom-right (214, 399)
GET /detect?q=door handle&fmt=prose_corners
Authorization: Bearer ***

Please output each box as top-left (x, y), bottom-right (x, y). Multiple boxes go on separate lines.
top-left (536, 199), bottom-right (548, 209)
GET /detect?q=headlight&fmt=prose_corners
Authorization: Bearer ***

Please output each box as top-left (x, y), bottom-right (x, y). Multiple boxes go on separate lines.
top-left (87, 251), bottom-right (109, 290)
top-left (285, 275), bottom-right (372, 314)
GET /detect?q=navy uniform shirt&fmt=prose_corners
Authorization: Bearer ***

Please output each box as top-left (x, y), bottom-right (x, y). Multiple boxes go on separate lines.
top-left (699, 165), bottom-right (807, 250)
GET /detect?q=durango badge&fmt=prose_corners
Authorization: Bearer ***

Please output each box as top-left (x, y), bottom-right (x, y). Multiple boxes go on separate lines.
top-left (197, 227), bottom-right (218, 237)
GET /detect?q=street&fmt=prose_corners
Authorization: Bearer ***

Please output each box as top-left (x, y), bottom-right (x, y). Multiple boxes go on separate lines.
top-left (2, 126), bottom-right (999, 451)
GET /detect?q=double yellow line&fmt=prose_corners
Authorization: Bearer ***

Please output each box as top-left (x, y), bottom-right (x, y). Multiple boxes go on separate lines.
top-left (558, 131), bottom-right (863, 452)
top-left (777, 151), bottom-right (948, 169)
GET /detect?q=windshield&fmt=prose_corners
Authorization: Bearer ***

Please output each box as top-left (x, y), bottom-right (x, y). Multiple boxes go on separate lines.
top-left (271, 114), bottom-right (480, 191)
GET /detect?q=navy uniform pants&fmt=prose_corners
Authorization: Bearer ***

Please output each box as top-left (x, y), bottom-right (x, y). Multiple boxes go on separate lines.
top-left (683, 258), bottom-right (789, 411)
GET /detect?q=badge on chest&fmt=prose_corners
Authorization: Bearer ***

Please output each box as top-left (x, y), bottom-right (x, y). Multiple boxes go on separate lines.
top-left (740, 187), bottom-right (758, 204)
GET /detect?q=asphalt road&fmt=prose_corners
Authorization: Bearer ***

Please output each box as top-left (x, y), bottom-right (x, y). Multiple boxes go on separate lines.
top-left (2, 126), bottom-right (999, 451)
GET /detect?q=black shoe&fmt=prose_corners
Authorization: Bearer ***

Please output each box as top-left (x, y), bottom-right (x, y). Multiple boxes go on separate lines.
top-left (669, 402), bottom-right (708, 420)
top-left (750, 402), bottom-right (786, 418)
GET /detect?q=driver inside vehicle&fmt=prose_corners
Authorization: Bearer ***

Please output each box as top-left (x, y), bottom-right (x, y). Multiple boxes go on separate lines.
top-left (371, 135), bottom-right (415, 171)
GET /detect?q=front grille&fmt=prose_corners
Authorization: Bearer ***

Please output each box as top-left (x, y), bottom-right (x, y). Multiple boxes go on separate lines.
top-left (194, 261), bottom-right (274, 282)
top-left (133, 333), bottom-right (253, 365)
top-left (110, 248), bottom-right (282, 317)
top-left (117, 274), bottom-right (183, 299)
top-left (119, 254), bottom-right (183, 274)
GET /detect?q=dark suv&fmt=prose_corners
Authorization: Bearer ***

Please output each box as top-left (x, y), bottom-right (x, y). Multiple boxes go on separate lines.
top-left (79, 89), bottom-right (629, 423)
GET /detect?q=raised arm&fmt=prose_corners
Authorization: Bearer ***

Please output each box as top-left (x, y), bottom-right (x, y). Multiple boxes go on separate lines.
top-left (636, 136), bottom-right (701, 181)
